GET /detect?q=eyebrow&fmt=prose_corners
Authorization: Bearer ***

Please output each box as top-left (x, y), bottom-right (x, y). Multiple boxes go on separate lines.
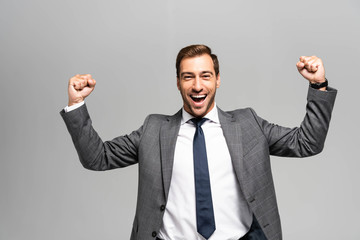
top-left (180, 71), bottom-right (214, 77)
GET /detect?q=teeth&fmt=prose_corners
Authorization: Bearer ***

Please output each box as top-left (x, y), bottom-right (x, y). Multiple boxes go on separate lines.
top-left (192, 95), bottom-right (206, 98)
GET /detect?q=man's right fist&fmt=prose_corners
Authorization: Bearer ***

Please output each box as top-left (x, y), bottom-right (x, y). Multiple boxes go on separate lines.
top-left (68, 74), bottom-right (96, 106)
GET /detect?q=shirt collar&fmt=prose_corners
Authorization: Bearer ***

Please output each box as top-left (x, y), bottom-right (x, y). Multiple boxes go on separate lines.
top-left (181, 103), bottom-right (220, 125)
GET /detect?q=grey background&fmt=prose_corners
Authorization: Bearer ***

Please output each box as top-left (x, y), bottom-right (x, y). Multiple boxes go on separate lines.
top-left (0, 0), bottom-right (359, 239)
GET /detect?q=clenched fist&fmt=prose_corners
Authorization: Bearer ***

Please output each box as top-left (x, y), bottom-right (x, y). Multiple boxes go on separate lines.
top-left (68, 74), bottom-right (96, 106)
top-left (296, 56), bottom-right (326, 87)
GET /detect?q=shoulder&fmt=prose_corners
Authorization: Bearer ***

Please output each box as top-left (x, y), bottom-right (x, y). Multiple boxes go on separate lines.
top-left (220, 107), bottom-right (258, 121)
top-left (141, 114), bottom-right (168, 129)
top-left (142, 109), bottom-right (182, 127)
top-left (145, 111), bottom-right (180, 122)
top-left (218, 107), bottom-right (265, 133)
top-left (146, 113), bottom-right (171, 121)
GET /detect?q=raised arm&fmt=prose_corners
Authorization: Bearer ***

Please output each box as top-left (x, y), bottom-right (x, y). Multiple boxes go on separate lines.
top-left (61, 74), bottom-right (142, 171)
top-left (254, 56), bottom-right (337, 157)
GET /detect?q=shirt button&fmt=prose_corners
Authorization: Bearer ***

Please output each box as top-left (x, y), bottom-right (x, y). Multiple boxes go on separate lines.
top-left (152, 231), bottom-right (157, 237)
top-left (160, 205), bottom-right (166, 211)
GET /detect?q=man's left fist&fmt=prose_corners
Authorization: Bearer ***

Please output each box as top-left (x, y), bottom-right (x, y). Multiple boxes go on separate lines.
top-left (296, 56), bottom-right (325, 84)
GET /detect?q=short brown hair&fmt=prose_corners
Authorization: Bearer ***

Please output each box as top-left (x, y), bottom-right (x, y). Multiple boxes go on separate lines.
top-left (176, 44), bottom-right (219, 77)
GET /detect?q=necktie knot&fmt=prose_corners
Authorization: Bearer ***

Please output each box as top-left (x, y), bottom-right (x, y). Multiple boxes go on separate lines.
top-left (191, 118), bottom-right (208, 128)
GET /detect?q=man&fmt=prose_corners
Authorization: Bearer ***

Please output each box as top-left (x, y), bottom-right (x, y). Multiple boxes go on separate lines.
top-left (61, 45), bottom-right (337, 240)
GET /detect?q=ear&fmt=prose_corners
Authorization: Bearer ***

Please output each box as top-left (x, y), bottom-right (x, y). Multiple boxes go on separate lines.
top-left (177, 77), bottom-right (180, 90)
top-left (216, 74), bottom-right (221, 88)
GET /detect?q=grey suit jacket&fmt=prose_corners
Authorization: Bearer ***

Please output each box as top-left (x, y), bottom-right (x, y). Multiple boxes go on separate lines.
top-left (61, 87), bottom-right (337, 240)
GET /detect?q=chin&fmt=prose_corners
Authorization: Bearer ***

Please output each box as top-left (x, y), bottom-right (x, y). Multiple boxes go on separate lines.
top-left (191, 109), bottom-right (207, 118)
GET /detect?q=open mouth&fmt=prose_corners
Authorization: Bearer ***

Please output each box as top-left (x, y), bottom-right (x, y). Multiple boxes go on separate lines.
top-left (190, 94), bottom-right (207, 103)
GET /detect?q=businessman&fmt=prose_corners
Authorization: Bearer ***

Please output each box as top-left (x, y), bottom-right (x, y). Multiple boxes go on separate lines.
top-left (61, 45), bottom-right (337, 240)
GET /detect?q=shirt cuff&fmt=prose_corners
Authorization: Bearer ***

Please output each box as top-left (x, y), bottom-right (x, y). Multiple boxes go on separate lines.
top-left (64, 101), bottom-right (85, 112)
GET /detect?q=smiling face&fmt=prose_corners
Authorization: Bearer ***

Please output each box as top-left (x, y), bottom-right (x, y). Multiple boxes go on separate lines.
top-left (177, 54), bottom-right (221, 118)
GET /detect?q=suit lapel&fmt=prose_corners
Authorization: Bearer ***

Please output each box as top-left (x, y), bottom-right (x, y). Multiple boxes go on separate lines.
top-left (217, 107), bottom-right (245, 185)
top-left (160, 109), bottom-right (182, 200)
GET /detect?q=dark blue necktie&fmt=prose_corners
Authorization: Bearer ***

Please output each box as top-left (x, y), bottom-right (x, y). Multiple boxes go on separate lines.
top-left (191, 118), bottom-right (216, 239)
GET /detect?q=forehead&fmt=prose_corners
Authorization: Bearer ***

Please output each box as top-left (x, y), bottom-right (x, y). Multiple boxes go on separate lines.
top-left (180, 54), bottom-right (214, 73)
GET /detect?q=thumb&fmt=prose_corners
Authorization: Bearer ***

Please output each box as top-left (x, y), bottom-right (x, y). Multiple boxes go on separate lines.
top-left (296, 61), bottom-right (305, 71)
top-left (87, 78), bottom-right (96, 88)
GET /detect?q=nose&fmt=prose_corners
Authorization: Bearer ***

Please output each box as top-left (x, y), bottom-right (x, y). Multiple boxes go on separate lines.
top-left (192, 76), bottom-right (202, 92)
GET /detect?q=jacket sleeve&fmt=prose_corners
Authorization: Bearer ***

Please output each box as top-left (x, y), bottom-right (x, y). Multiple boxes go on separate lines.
top-left (251, 86), bottom-right (337, 157)
top-left (60, 104), bottom-right (147, 170)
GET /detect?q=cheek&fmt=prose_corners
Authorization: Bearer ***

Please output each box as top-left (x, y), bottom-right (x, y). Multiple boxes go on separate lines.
top-left (208, 83), bottom-right (218, 92)
top-left (179, 83), bottom-right (191, 92)
top-left (178, 86), bottom-right (187, 98)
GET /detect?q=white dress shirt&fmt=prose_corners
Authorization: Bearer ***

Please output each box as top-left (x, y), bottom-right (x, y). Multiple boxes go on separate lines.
top-left (158, 104), bottom-right (252, 240)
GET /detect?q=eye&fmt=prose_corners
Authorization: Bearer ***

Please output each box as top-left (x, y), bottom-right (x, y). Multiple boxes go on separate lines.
top-left (202, 74), bottom-right (211, 79)
top-left (183, 75), bottom-right (193, 80)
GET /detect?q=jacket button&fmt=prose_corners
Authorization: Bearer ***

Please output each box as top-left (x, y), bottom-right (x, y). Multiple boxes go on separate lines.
top-left (160, 205), bottom-right (166, 211)
top-left (152, 231), bottom-right (157, 237)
